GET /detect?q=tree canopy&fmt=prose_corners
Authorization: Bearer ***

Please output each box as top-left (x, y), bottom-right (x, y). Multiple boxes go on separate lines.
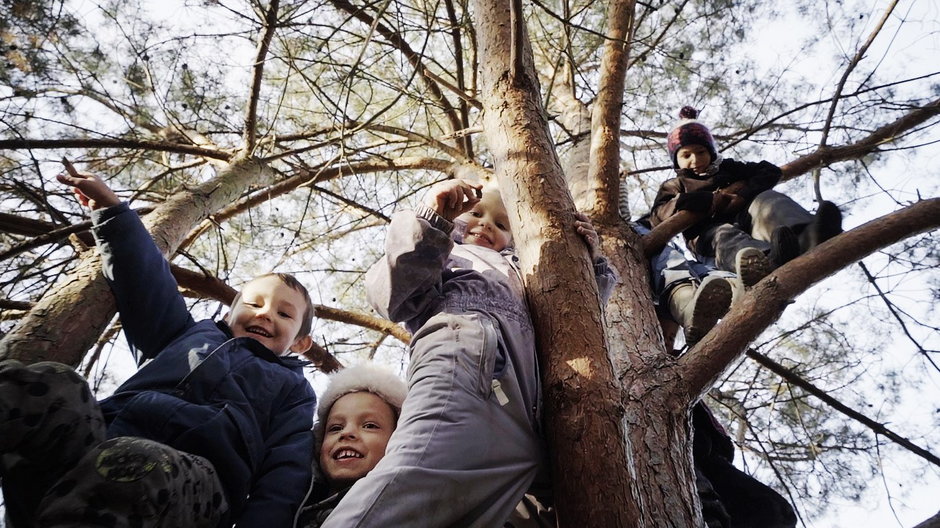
top-left (1, 0), bottom-right (938, 525)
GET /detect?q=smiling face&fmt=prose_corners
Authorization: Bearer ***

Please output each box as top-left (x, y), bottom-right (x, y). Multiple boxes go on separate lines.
top-left (319, 392), bottom-right (397, 491)
top-left (224, 275), bottom-right (312, 356)
top-left (456, 191), bottom-right (512, 251)
top-left (675, 144), bottom-right (713, 174)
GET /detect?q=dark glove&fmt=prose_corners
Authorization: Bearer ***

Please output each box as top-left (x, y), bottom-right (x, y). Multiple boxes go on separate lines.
top-left (675, 191), bottom-right (713, 213)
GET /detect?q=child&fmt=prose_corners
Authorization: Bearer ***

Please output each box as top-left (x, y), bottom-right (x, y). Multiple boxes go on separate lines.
top-left (321, 179), bottom-right (617, 527)
top-left (0, 168), bottom-right (318, 527)
top-left (299, 363), bottom-right (408, 527)
top-left (650, 106), bottom-right (843, 286)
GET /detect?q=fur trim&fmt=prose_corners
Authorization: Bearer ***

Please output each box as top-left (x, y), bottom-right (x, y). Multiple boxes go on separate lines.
top-left (314, 364), bottom-right (408, 442)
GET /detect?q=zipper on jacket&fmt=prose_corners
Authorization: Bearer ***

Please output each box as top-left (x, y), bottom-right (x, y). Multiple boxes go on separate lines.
top-left (492, 379), bottom-right (509, 406)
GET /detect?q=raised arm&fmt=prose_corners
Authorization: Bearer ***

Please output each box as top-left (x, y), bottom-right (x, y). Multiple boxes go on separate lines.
top-left (365, 179), bottom-right (481, 323)
top-left (57, 167), bottom-right (194, 362)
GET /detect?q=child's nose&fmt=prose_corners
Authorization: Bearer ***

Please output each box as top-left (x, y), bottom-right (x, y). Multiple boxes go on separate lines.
top-left (339, 428), bottom-right (358, 440)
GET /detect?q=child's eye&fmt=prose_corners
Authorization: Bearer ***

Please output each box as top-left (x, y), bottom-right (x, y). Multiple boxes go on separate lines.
top-left (363, 422), bottom-right (380, 429)
top-left (278, 311), bottom-right (293, 319)
top-left (245, 302), bottom-right (260, 308)
top-left (470, 211), bottom-right (482, 217)
top-left (326, 423), bottom-right (342, 432)
top-left (496, 223), bottom-right (507, 231)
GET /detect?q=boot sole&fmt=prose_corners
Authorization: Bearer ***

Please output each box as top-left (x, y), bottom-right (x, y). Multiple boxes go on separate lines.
top-left (686, 276), bottom-right (734, 344)
top-left (735, 248), bottom-right (773, 288)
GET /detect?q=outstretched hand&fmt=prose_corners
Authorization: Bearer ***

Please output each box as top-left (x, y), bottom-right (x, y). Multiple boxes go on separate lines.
top-left (424, 179), bottom-right (483, 221)
top-left (575, 212), bottom-right (601, 260)
top-left (56, 159), bottom-right (120, 210)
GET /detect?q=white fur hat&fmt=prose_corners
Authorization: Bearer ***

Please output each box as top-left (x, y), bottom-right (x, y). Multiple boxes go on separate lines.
top-left (315, 363), bottom-right (408, 440)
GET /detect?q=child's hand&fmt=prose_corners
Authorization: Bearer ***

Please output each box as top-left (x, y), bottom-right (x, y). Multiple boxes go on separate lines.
top-left (575, 212), bottom-right (601, 260)
top-left (424, 179), bottom-right (483, 221)
top-left (56, 159), bottom-right (121, 210)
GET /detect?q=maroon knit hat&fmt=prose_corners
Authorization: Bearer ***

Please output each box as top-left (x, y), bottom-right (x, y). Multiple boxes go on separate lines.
top-left (666, 106), bottom-right (717, 168)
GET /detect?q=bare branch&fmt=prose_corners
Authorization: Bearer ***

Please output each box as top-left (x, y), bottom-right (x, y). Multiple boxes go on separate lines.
top-left (745, 349), bottom-right (940, 468)
top-left (0, 138), bottom-right (232, 161)
top-left (244, 0), bottom-right (281, 153)
top-left (781, 97), bottom-right (940, 180)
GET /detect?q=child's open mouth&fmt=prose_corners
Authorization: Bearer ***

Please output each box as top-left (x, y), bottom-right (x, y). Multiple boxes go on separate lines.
top-left (246, 326), bottom-right (272, 338)
top-left (334, 448), bottom-right (363, 460)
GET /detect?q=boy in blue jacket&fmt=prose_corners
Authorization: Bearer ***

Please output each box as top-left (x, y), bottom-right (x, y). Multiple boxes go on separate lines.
top-left (0, 169), bottom-right (317, 527)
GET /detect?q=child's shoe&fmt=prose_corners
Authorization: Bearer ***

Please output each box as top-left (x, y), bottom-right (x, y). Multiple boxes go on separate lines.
top-left (799, 201), bottom-right (843, 253)
top-left (769, 226), bottom-right (800, 267)
top-left (667, 276), bottom-right (734, 345)
top-left (734, 247), bottom-right (773, 287)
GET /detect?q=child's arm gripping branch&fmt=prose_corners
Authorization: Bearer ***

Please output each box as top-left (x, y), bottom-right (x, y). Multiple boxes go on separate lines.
top-left (57, 165), bottom-right (195, 362)
top-left (365, 179), bottom-right (481, 323)
top-left (575, 212), bottom-right (619, 304)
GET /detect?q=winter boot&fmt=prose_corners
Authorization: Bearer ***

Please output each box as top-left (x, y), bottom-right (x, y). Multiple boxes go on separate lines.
top-left (799, 200), bottom-right (843, 253)
top-left (667, 276), bottom-right (734, 345)
top-left (769, 226), bottom-right (800, 267)
top-left (734, 247), bottom-right (773, 288)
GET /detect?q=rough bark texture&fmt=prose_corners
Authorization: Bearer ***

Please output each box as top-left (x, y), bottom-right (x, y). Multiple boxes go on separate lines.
top-left (471, 0), bottom-right (634, 524)
top-left (0, 157), bottom-right (273, 366)
top-left (601, 224), bottom-right (701, 528)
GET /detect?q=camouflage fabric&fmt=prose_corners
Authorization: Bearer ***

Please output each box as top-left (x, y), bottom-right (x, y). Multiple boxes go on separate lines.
top-left (1, 360), bottom-right (227, 528)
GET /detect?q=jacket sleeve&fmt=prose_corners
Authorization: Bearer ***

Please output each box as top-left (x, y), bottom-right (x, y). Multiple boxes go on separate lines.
top-left (593, 257), bottom-right (618, 305)
top-left (91, 203), bottom-right (195, 363)
top-left (236, 379), bottom-right (317, 528)
top-left (365, 206), bottom-right (455, 323)
top-left (648, 178), bottom-right (684, 227)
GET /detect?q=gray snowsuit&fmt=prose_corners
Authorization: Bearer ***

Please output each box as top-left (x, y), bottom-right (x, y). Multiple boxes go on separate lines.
top-left (321, 207), bottom-right (617, 528)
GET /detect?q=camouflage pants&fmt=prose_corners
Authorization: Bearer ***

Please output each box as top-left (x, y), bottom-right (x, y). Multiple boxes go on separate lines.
top-left (0, 360), bottom-right (228, 528)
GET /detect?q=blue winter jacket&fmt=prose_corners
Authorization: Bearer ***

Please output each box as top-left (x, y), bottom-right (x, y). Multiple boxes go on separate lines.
top-left (91, 203), bottom-right (317, 528)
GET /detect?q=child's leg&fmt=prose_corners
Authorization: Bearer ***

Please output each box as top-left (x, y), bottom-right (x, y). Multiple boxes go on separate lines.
top-left (0, 360), bottom-right (106, 526)
top-left (322, 313), bottom-right (542, 528)
top-left (747, 190), bottom-right (814, 242)
top-left (35, 436), bottom-right (228, 528)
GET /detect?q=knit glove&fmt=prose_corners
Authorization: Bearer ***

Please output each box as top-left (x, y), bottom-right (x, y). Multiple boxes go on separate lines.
top-left (675, 191), bottom-right (713, 213)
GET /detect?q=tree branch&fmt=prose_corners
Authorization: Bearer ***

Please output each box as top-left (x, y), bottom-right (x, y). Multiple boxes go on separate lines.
top-left (244, 0), bottom-right (280, 153)
top-left (0, 138), bottom-right (232, 161)
top-left (745, 348), bottom-right (940, 468)
top-left (179, 156), bottom-right (457, 250)
top-left (587, 0), bottom-right (636, 222)
top-left (780, 97), bottom-right (940, 180)
top-left (677, 198), bottom-right (940, 400)
top-left (327, 0), bottom-right (466, 136)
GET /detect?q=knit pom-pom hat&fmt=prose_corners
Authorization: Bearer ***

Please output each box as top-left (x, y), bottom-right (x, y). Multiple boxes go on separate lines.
top-left (666, 106), bottom-right (718, 168)
top-left (314, 363), bottom-right (408, 442)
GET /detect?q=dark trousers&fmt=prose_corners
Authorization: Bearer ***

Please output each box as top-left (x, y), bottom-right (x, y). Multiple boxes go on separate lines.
top-left (1, 360), bottom-right (227, 528)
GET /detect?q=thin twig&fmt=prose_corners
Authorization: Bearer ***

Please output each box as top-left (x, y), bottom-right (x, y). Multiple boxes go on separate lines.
top-left (746, 348), bottom-right (940, 468)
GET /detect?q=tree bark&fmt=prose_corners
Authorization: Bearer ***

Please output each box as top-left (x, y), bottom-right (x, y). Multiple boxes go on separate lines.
top-left (0, 157), bottom-right (273, 366)
top-left (471, 0), bottom-right (634, 524)
top-left (586, 0), bottom-right (635, 222)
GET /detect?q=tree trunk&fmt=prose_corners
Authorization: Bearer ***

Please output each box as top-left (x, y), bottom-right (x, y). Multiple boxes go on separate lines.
top-left (471, 0), bottom-right (635, 525)
top-left (0, 157), bottom-right (273, 366)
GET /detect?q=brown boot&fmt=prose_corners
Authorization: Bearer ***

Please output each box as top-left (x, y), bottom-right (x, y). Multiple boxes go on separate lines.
top-left (734, 247), bottom-right (773, 287)
top-left (668, 276), bottom-right (734, 345)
